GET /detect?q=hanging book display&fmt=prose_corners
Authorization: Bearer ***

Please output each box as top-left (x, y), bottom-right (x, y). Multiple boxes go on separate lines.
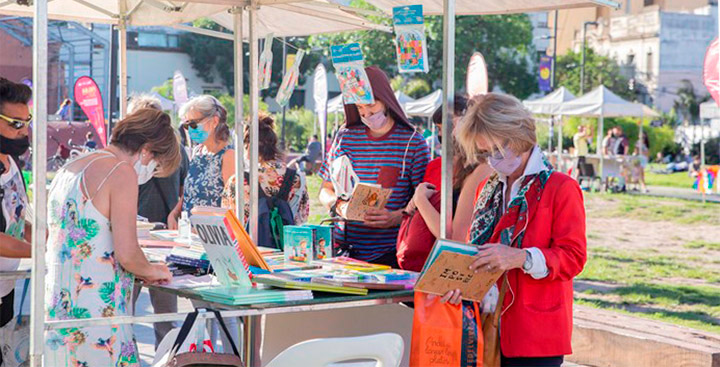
top-left (275, 49), bottom-right (305, 107)
top-left (330, 43), bottom-right (374, 105)
top-left (393, 5), bottom-right (428, 73)
top-left (259, 33), bottom-right (274, 90)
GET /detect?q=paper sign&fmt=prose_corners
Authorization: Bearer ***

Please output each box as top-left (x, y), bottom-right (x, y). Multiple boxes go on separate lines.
top-left (275, 50), bottom-right (305, 107)
top-left (259, 33), bottom-right (274, 90)
top-left (393, 5), bottom-right (429, 73)
top-left (331, 43), bottom-right (374, 105)
top-left (415, 251), bottom-right (502, 303)
top-left (173, 70), bottom-right (188, 107)
top-left (73, 76), bottom-right (107, 146)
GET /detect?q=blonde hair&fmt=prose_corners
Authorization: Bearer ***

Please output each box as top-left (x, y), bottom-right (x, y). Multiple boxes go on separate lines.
top-left (110, 108), bottom-right (181, 178)
top-left (456, 93), bottom-right (536, 165)
top-left (127, 94), bottom-right (163, 114)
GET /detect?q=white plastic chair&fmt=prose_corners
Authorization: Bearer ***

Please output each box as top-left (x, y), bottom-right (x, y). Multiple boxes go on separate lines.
top-left (264, 333), bottom-right (405, 367)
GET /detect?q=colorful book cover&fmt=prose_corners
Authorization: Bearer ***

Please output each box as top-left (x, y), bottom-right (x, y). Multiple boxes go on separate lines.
top-left (313, 257), bottom-right (391, 273)
top-left (421, 239), bottom-right (478, 274)
top-left (253, 274), bottom-right (368, 296)
top-left (393, 5), bottom-right (429, 73)
top-left (190, 212), bottom-right (252, 288)
top-left (305, 225), bottom-right (333, 260)
top-left (262, 254), bottom-right (321, 273)
top-left (340, 183), bottom-right (393, 222)
top-left (195, 286), bottom-right (313, 306)
top-left (193, 206), bottom-right (271, 271)
top-left (283, 226), bottom-right (314, 263)
top-left (331, 43), bottom-right (374, 105)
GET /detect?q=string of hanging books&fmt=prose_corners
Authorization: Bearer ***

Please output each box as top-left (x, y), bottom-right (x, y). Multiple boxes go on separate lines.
top-left (269, 4), bottom-right (429, 108)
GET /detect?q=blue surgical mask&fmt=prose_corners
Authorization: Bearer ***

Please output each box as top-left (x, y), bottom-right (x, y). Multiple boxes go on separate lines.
top-left (189, 126), bottom-right (209, 144)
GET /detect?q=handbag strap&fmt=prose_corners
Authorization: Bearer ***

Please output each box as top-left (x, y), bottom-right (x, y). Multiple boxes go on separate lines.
top-left (493, 274), bottom-right (509, 323)
top-left (170, 309), bottom-right (200, 356)
top-left (209, 309), bottom-right (241, 357)
top-left (16, 278), bottom-right (30, 324)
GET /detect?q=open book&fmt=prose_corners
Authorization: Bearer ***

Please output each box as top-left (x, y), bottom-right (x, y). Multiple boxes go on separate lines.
top-left (340, 183), bottom-right (393, 222)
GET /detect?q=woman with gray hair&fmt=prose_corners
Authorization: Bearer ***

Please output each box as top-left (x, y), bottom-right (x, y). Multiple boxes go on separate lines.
top-left (171, 95), bottom-right (235, 223)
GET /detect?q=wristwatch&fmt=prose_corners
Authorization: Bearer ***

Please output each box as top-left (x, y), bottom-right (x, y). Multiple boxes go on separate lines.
top-left (522, 249), bottom-right (533, 272)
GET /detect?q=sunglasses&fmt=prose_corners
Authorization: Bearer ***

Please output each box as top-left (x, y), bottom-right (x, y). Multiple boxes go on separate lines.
top-left (182, 118), bottom-right (206, 130)
top-left (0, 113), bottom-right (32, 129)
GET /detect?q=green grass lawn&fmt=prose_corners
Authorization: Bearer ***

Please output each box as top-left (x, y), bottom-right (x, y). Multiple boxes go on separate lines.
top-left (306, 174), bottom-right (330, 225)
top-left (586, 192), bottom-right (720, 225)
top-left (644, 165), bottom-right (695, 189)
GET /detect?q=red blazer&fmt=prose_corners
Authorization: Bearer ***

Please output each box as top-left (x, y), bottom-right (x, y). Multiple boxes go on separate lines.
top-left (473, 172), bottom-right (587, 357)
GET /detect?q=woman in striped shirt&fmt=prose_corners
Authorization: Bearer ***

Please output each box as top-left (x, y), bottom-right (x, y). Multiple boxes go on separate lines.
top-left (319, 66), bottom-right (430, 267)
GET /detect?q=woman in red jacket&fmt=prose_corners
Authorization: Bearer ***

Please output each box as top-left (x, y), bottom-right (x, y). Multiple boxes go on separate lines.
top-left (443, 93), bottom-right (587, 367)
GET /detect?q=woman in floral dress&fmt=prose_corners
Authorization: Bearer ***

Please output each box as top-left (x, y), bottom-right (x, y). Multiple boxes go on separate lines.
top-left (45, 109), bottom-right (180, 366)
top-left (222, 113), bottom-right (310, 225)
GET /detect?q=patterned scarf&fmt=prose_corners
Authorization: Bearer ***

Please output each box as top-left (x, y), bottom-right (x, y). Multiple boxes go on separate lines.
top-left (469, 150), bottom-right (554, 249)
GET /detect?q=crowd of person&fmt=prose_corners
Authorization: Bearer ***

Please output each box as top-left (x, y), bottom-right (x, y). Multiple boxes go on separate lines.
top-left (0, 64), bottom-right (589, 367)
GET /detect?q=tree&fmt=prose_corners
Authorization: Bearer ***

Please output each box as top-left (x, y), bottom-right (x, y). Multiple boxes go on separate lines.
top-left (308, 0), bottom-right (538, 99)
top-left (674, 79), bottom-right (709, 126)
top-left (555, 47), bottom-right (633, 99)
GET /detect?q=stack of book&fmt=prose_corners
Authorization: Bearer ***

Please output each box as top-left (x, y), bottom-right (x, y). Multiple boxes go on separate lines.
top-left (194, 285), bottom-right (313, 306)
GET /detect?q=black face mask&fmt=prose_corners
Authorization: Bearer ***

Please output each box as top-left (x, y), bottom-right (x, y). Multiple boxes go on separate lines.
top-left (0, 135), bottom-right (30, 156)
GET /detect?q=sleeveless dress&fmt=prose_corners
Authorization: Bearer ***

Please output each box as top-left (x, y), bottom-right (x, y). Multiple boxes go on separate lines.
top-left (182, 144), bottom-right (231, 213)
top-left (44, 151), bottom-right (140, 367)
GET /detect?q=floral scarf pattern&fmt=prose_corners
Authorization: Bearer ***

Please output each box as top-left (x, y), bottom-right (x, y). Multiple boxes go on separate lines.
top-left (469, 153), bottom-right (554, 248)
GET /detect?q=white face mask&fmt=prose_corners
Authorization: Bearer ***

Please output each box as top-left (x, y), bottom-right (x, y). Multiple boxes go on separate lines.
top-left (135, 158), bottom-right (158, 185)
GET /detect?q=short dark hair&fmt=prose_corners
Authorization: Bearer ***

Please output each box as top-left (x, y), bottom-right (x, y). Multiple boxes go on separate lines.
top-left (0, 77), bottom-right (32, 112)
top-left (432, 94), bottom-right (468, 125)
top-left (312, 135), bottom-right (319, 140)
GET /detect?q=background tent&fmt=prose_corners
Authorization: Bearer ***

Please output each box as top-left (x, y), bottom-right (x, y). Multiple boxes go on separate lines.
top-left (405, 89), bottom-right (442, 117)
top-left (524, 87), bottom-right (577, 170)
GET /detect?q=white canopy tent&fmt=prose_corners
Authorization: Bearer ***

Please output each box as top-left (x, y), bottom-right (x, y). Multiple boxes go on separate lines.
top-left (524, 87), bottom-right (577, 170)
top-left (557, 85), bottom-right (659, 179)
top-left (701, 100), bottom-right (720, 120)
top-left (364, 0), bottom-right (619, 14)
top-left (405, 89), bottom-right (442, 117)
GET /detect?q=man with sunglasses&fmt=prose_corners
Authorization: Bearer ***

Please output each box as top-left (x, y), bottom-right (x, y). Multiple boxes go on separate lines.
top-left (0, 77), bottom-right (33, 365)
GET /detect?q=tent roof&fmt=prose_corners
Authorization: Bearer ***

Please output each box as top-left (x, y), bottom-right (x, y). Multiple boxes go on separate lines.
top-left (701, 100), bottom-right (720, 120)
top-left (328, 94), bottom-right (344, 114)
top-left (0, 1), bottom-right (226, 26)
top-left (405, 89), bottom-right (442, 118)
top-left (557, 85), bottom-right (658, 118)
top-left (524, 87), bottom-right (576, 115)
top-left (363, 0), bottom-right (618, 15)
top-left (0, 0), bottom-right (389, 32)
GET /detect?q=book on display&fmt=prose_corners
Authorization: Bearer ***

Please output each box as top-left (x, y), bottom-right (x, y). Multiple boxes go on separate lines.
top-left (194, 286), bottom-right (313, 306)
top-left (190, 208), bottom-right (252, 288)
top-left (341, 183), bottom-right (393, 222)
top-left (283, 226), bottom-right (314, 263)
top-left (253, 274), bottom-right (368, 296)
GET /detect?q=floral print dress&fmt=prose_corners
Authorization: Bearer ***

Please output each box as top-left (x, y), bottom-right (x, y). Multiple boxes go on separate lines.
top-left (44, 152), bottom-right (139, 367)
top-left (182, 144), bottom-right (231, 213)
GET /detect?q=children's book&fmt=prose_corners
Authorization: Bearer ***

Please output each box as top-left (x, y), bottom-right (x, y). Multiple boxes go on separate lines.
top-left (283, 226), bottom-right (314, 263)
top-left (421, 239), bottom-right (479, 274)
top-left (311, 277), bottom-right (409, 291)
top-left (192, 206), bottom-right (271, 271)
top-left (305, 225), bottom-right (333, 260)
top-left (415, 251), bottom-right (502, 303)
top-left (341, 183), bottom-right (393, 222)
top-left (195, 286), bottom-right (313, 306)
top-left (190, 208), bottom-right (253, 288)
top-left (330, 43), bottom-right (374, 105)
top-left (253, 274), bottom-right (368, 296)
top-left (263, 254), bottom-right (321, 273)
top-left (313, 257), bottom-right (391, 273)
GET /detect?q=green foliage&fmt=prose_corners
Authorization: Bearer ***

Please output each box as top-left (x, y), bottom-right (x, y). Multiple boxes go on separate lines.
top-left (691, 137), bottom-right (720, 165)
top-left (210, 93), bottom-right (269, 130)
top-left (308, 0), bottom-right (538, 99)
top-left (276, 108), bottom-right (316, 153)
top-left (538, 116), bottom-right (675, 159)
top-left (179, 18), bottom-right (235, 93)
top-left (151, 79), bottom-right (174, 100)
top-left (403, 78), bottom-right (432, 98)
top-left (674, 79), bottom-right (710, 125)
top-left (555, 48), bottom-right (633, 100)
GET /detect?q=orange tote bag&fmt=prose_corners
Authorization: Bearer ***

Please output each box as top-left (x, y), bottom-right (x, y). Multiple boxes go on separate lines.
top-left (410, 292), bottom-right (483, 367)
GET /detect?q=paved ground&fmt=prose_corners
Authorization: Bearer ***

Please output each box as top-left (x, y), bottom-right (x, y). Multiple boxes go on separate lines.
top-left (628, 185), bottom-right (720, 203)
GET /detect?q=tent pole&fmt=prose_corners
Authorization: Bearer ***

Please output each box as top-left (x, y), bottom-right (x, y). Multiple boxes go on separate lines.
top-left (440, 0), bottom-right (455, 239)
top-left (701, 119), bottom-right (706, 203)
top-left (557, 115), bottom-right (563, 171)
top-left (30, 0), bottom-right (48, 366)
top-left (233, 7), bottom-right (245, 224)
top-left (118, 17), bottom-right (128, 118)
top-left (598, 114), bottom-right (604, 189)
top-left (248, 1), bottom-right (260, 243)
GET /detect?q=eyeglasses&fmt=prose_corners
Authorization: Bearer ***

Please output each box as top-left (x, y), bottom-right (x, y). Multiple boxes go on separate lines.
top-left (0, 113), bottom-right (32, 129)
